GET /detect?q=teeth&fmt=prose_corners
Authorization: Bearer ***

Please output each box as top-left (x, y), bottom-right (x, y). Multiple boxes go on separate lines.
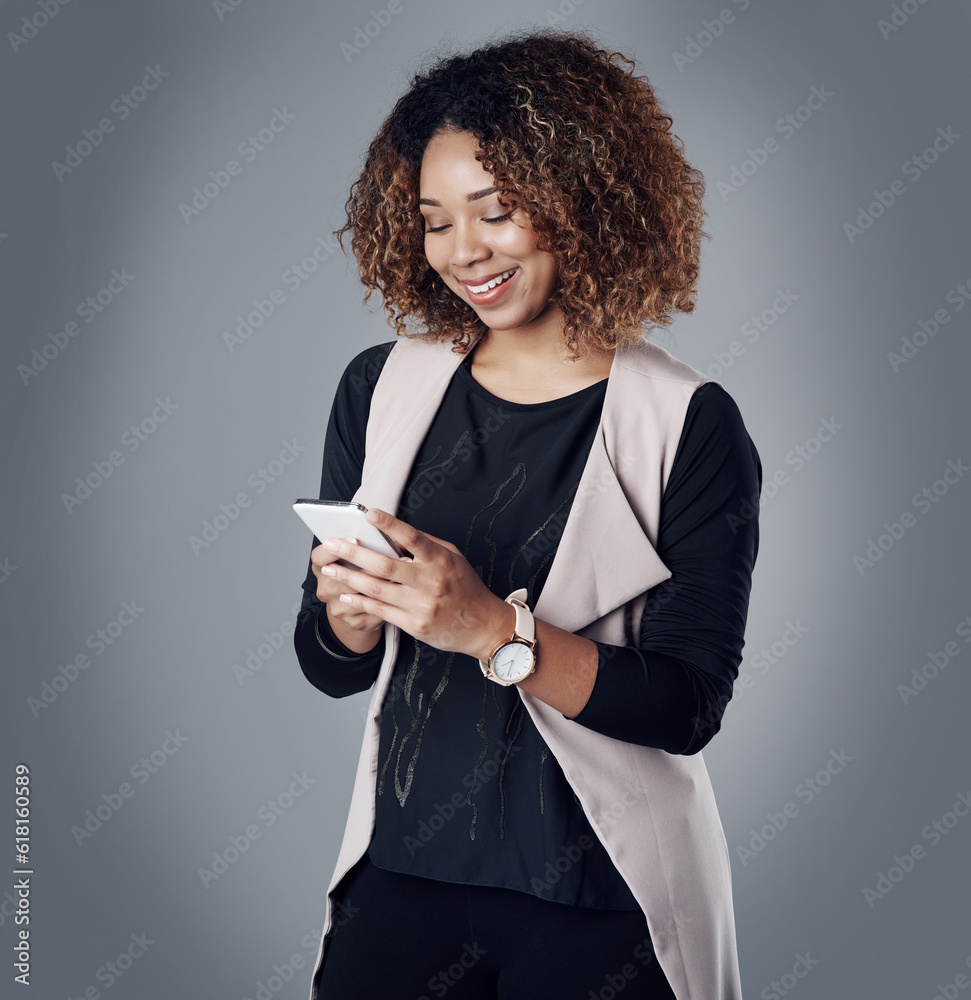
top-left (468, 268), bottom-right (516, 294)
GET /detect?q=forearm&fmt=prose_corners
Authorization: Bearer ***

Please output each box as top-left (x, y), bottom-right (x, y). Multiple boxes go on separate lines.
top-left (572, 641), bottom-right (731, 754)
top-left (487, 612), bottom-right (727, 752)
top-left (457, 592), bottom-right (596, 716)
top-left (512, 616), bottom-right (600, 719)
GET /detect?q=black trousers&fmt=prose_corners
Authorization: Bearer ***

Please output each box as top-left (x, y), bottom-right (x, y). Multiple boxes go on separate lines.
top-left (313, 852), bottom-right (677, 1000)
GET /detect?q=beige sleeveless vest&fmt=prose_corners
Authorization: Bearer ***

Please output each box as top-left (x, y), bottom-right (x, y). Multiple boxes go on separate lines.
top-left (309, 335), bottom-right (743, 1000)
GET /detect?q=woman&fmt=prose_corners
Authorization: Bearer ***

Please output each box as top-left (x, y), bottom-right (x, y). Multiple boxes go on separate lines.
top-left (295, 30), bottom-right (761, 1000)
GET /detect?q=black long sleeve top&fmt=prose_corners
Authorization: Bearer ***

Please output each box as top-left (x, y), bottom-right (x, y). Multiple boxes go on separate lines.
top-left (295, 341), bottom-right (761, 909)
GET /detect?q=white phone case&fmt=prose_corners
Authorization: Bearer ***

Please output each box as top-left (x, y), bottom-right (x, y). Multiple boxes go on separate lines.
top-left (292, 500), bottom-right (405, 561)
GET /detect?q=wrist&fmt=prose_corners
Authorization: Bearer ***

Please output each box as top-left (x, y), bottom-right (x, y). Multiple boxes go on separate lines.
top-left (476, 589), bottom-right (538, 686)
top-left (325, 603), bottom-right (383, 656)
top-left (473, 597), bottom-right (517, 663)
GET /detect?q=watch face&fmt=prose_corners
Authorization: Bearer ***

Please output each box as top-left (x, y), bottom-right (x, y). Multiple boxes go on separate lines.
top-left (492, 641), bottom-right (534, 683)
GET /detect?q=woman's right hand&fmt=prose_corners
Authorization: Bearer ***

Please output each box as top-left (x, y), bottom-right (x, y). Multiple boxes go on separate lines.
top-left (311, 539), bottom-right (385, 649)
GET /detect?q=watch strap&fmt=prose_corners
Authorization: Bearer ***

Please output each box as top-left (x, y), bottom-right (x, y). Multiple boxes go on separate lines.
top-left (478, 588), bottom-right (536, 685)
top-left (505, 588), bottom-right (534, 643)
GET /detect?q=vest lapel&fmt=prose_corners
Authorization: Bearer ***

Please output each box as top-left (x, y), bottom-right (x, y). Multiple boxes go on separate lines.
top-left (352, 337), bottom-right (672, 634)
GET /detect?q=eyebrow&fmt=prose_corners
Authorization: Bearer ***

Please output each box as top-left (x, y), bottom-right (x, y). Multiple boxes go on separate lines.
top-left (419, 186), bottom-right (498, 207)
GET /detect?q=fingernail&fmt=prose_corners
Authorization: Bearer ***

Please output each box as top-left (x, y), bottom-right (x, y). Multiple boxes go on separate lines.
top-left (323, 538), bottom-right (339, 551)
top-left (321, 566), bottom-right (336, 577)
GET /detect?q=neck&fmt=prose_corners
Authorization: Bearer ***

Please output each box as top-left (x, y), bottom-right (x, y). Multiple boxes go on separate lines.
top-left (473, 314), bottom-right (612, 373)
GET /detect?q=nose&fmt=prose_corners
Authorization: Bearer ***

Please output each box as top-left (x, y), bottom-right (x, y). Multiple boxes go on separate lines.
top-left (449, 220), bottom-right (489, 269)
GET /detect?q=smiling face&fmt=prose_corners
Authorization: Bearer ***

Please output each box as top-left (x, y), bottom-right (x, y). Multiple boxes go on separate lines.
top-left (418, 128), bottom-right (562, 337)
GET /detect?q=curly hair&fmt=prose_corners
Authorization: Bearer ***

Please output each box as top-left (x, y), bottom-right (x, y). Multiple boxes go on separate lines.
top-left (337, 29), bottom-right (707, 355)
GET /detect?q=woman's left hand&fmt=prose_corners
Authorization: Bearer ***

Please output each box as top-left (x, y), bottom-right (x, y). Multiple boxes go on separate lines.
top-left (318, 507), bottom-right (513, 661)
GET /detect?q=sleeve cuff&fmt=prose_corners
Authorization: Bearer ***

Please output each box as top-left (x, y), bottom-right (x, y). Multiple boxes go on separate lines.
top-left (314, 604), bottom-right (384, 661)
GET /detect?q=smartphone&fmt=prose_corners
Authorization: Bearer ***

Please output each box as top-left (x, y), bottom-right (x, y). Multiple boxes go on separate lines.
top-left (292, 499), bottom-right (408, 568)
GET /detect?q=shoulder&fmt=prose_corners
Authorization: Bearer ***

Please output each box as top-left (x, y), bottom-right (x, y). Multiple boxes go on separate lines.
top-left (609, 337), bottom-right (713, 435)
top-left (613, 337), bottom-right (755, 434)
top-left (341, 336), bottom-right (459, 392)
top-left (342, 340), bottom-right (397, 382)
top-left (685, 381), bottom-right (747, 430)
top-left (334, 341), bottom-right (397, 401)
top-left (610, 337), bottom-right (760, 473)
top-left (613, 336), bottom-right (709, 390)
top-left (674, 381), bottom-right (761, 482)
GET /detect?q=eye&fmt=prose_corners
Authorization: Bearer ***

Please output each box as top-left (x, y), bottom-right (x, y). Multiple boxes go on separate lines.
top-left (422, 212), bottom-right (509, 234)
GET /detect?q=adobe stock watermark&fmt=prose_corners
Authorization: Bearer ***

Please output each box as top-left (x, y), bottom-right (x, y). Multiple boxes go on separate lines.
top-left (529, 833), bottom-right (597, 896)
top-left (544, 0), bottom-right (589, 27)
top-left (240, 939), bottom-right (314, 1000)
top-left (237, 924), bottom-right (339, 1000)
top-left (758, 951), bottom-right (820, 1000)
top-left (897, 610), bottom-right (970, 706)
top-left (586, 935), bottom-right (669, 1000)
top-left (197, 771), bottom-right (316, 888)
top-left (0, 557), bottom-right (18, 585)
top-left (718, 85), bottom-right (834, 201)
top-left (516, 505), bottom-right (569, 573)
top-left (586, 780), bottom-right (648, 839)
top-left (52, 66), bottom-right (170, 182)
top-left (346, 346), bottom-right (392, 398)
top-left (726, 416), bottom-right (844, 534)
top-left (923, 949), bottom-right (971, 1000)
top-left (396, 406), bottom-right (514, 518)
top-left (340, 1), bottom-right (410, 63)
top-left (213, 0), bottom-right (247, 19)
top-left (7, 0), bottom-right (76, 54)
top-left (61, 397), bottom-right (179, 513)
top-left (842, 126), bottom-right (961, 243)
top-left (862, 788), bottom-right (971, 907)
top-left (704, 286), bottom-right (799, 380)
top-left (221, 232), bottom-right (340, 352)
top-left (71, 730), bottom-right (189, 847)
top-left (402, 737), bottom-right (524, 857)
top-left (671, 0), bottom-right (759, 72)
top-left (178, 107), bottom-right (296, 224)
top-left (188, 439), bottom-right (305, 555)
top-left (886, 272), bottom-right (970, 373)
top-left (17, 266), bottom-right (136, 386)
top-left (12, 883), bottom-right (30, 985)
top-left (877, 0), bottom-right (934, 40)
top-left (66, 931), bottom-right (155, 998)
top-left (12, 763), bottom-right (31, 985)
top-left (736, 749), bottom-right (853, 866)
top-left (26, 600), bottom-right (145, 718)
top-left (853, 457), bottom-right (968, 576)
top-left (634, 578), bottom-right (687, 633)
top-left (0, 873), bottom-right (35, 932)
top-left (720, 618), bottom-right (810, 719)
top-left (231, 598), bottom-right (302, 686)
top-left (565, 446), bottom-right (640, 523)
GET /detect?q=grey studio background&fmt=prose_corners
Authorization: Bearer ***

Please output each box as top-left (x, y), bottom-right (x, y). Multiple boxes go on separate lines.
top-left (1, 0), bottom-right (969, 997)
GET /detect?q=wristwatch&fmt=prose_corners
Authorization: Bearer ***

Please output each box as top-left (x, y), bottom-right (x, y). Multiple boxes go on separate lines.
top-left (479, 588), bottom-right (537, 686)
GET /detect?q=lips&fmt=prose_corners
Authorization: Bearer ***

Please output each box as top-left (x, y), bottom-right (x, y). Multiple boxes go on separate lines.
top-left (459, 267), bottom-right (520, 304)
